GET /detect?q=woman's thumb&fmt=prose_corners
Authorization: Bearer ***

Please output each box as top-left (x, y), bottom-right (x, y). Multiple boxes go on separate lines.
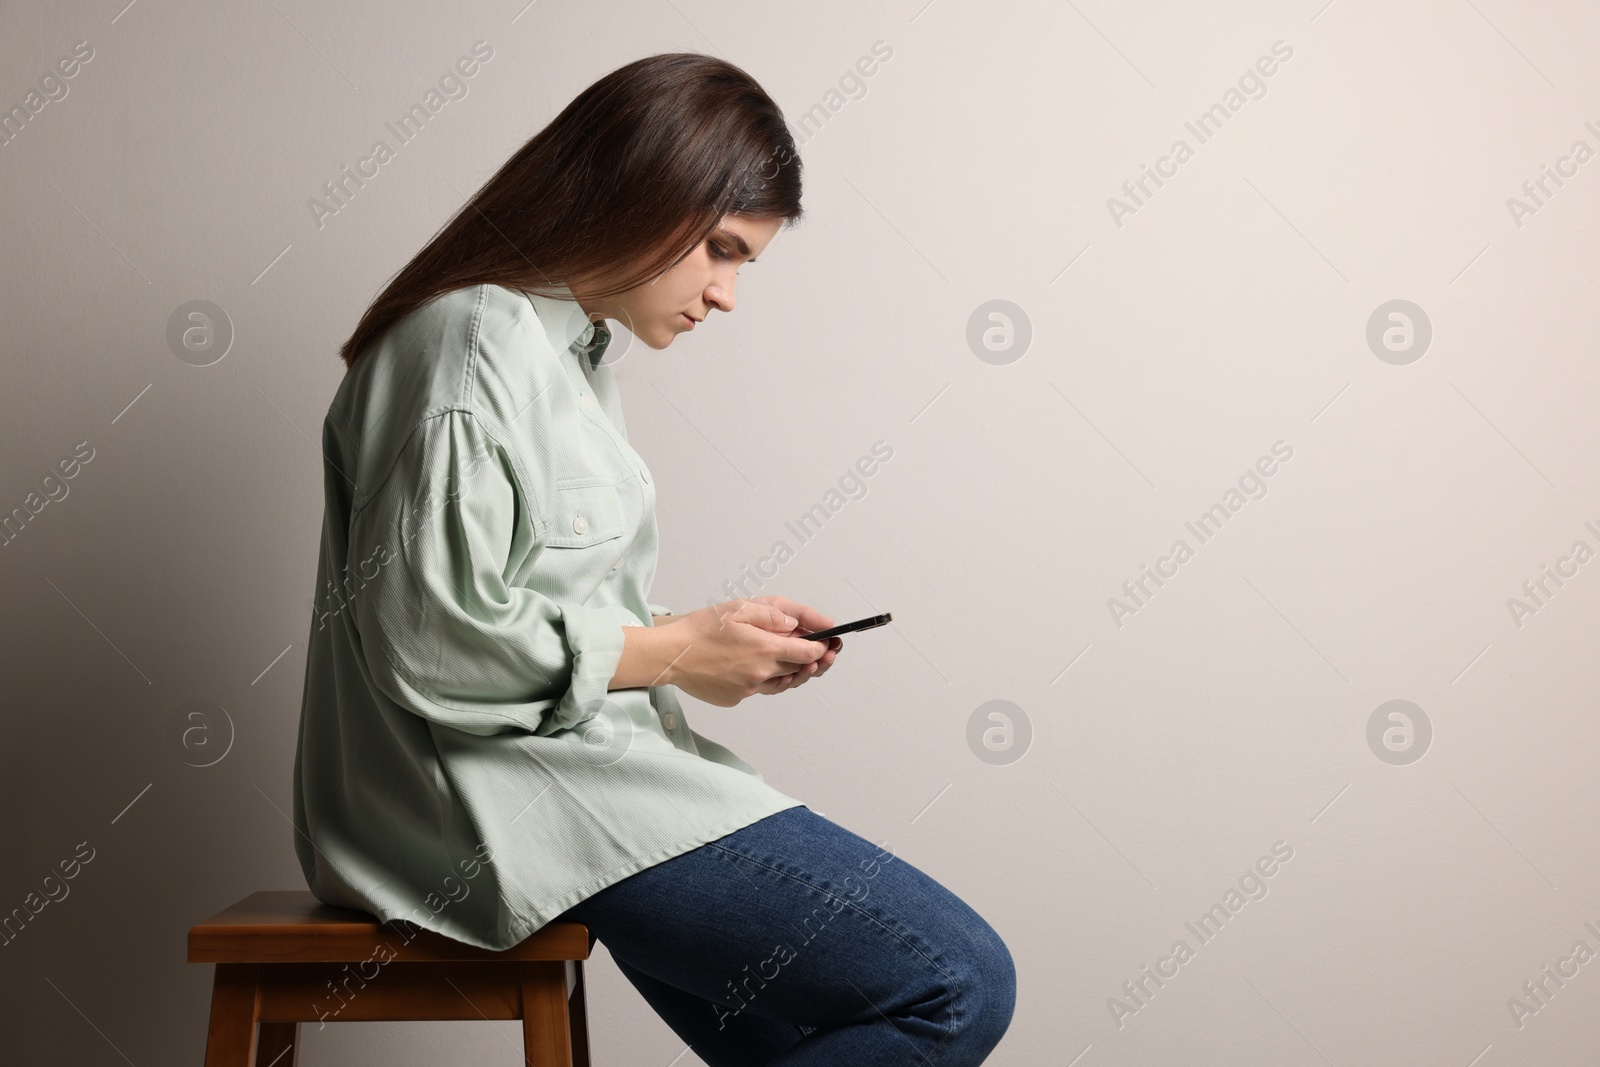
top-left (763, 605), bottom-right (799, 631)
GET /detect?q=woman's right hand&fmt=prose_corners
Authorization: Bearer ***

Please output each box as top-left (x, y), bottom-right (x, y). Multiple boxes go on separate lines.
top-left (664, 599), bottom-right (832, 707)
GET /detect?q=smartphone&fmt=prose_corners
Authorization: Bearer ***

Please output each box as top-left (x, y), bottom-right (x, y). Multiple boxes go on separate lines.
top-left (798, 613), bottom-right (892, 641)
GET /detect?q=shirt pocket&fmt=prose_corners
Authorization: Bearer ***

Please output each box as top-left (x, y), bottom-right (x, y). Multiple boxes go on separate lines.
top-left (544, 477), bottom-right (627, 548)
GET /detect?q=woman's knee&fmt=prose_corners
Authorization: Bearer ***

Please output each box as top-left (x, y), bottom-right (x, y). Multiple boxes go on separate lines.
top-left (966, 927), bottom-right (1017, 1043)
top-left (871, 951), bottom-right (1012, 1066)
top-left (944, 922), bottom-right (1017, 1059)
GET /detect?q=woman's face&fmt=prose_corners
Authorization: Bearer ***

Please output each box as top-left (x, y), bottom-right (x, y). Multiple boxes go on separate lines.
top-left (574, 213), bottom-right (783, 349)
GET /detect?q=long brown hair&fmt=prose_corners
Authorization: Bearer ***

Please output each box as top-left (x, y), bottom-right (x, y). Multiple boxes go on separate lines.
top-left (337, 52), bottom-right (803, 369)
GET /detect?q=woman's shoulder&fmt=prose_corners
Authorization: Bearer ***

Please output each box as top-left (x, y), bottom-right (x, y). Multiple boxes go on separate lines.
top-left (393, 283), bottom-right (549, 378)
top-left (337, 285), bottom-right (553, 411)
top-left (327, 284), bottom-right (558, 508)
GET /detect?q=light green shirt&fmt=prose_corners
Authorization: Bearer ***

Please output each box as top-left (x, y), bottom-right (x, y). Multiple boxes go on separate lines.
top-left (292, 283), bottom-right (803, 950)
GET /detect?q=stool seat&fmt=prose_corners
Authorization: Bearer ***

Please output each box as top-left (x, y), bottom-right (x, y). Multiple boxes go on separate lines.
top-left (187, 890), bottom-right (592, 1066)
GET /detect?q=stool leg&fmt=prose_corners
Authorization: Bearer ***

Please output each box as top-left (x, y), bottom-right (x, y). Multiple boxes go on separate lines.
top-left (567, 962), bottom-right (591, 1067)
top-left (256, 1022), bottom-right (299, 1067)
top-left (520, 962), bottom-right (573, 1067)
top-left (203, 963), bottom-right (259, 1067)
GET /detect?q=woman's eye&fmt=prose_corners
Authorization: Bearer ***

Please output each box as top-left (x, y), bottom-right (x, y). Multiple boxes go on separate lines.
top-left (709, 243), bottom-right (728, 260)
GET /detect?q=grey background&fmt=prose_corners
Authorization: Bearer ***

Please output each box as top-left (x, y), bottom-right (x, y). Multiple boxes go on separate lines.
top-left (3, 0), bottom-right (1597, 1064)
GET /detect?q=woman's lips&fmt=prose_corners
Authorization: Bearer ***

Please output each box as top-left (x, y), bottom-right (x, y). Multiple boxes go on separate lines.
top-left (681, 313), bottom-right (696, 329)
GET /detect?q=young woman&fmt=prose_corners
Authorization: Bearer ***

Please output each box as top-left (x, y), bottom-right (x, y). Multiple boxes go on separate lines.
top-left (293, 52), bottom-right (1016, 1065)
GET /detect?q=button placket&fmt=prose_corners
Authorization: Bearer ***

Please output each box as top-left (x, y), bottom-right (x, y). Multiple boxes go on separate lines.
top-left (566, 341), bottom-right (638, 480)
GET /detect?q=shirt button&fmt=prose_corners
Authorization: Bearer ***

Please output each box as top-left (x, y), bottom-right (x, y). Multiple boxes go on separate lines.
top-left (580, 394), bottom-right (593, 406)
top-left (662, 712), bottom-right (677, 729)
top-left (572, 515), bottom-right (588, 534)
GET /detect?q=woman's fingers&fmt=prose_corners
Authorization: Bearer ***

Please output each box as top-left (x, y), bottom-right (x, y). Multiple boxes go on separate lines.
top-left (755, 634), bottom-right (843, 695)
top-left (750, 595), bottom-right (833, 635)
top-left (758, 663), bottom-right (813, 694)
top-left (771, 642), bottom-right (839, 681)
top-left (774, 643), bottom-right (838, 668)
top-left (756, 674), bottom-right (797, 695)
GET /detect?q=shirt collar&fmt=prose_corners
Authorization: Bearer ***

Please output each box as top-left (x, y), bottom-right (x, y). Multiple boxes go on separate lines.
top-left (520, 285), bottom-right (612, 369)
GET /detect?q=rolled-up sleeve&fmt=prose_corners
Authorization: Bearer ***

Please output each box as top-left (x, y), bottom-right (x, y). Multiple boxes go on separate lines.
top-left (351, 409), bottom-right (636, 737)
top-left (647, 602), bottom-right (674, 620)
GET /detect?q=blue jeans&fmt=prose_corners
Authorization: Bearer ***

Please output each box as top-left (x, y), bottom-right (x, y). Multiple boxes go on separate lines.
top-left (554, 804), bottom-right (1016, 1065)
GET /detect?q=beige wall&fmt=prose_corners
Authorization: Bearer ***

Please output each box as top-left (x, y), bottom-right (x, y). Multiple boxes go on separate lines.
top-left (3, 1), bottom-right (1597, 1064)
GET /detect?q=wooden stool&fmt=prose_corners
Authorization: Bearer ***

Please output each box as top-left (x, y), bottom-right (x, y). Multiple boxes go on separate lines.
top-left (188, 890), bottom-right (592, 1066)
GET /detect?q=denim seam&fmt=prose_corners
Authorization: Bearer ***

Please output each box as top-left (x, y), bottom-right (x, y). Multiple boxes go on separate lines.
top-left (702, 840), bottom-right (963, 1060)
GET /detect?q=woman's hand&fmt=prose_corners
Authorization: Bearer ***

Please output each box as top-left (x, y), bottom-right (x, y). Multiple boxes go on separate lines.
top-left (747, 594), bottom-right (842, 693)
top-left (662, 598), bottom-right (838, 707)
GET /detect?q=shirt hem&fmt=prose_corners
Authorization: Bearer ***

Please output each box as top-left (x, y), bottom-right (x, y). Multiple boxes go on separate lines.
top-left (492, 793), bottom-right (809, 951)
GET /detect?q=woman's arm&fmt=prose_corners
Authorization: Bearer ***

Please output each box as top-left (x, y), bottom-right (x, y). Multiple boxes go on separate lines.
top-left (609, 602), bottom-right (832, 705)
top-left (610, 623), bottom-right (686, 690)
top-left (349, 409), bottom-right (654, 737)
